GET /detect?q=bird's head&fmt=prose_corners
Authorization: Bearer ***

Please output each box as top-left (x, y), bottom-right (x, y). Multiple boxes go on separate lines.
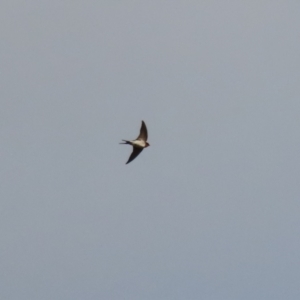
top-left (145, 142), bottom-right (150, 147)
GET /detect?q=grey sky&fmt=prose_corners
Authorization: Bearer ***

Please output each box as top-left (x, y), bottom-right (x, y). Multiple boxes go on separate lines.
top-left (1, 1), bottom-right (300, 299)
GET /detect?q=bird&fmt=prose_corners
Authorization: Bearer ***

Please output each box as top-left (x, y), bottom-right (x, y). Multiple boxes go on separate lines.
top-left (120, 120), bottom-right (150, 164)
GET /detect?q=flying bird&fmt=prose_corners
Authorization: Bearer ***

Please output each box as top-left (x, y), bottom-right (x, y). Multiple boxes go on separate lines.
top-left (120, 120), bottom-right (150, 164)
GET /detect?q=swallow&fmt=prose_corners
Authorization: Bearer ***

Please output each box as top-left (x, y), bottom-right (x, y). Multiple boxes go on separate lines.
top-left (120, 120), bottom-right (150, 164)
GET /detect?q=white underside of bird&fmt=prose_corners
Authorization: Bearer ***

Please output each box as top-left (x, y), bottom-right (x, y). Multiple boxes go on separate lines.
top-left (129, 140), bottom-right (147, 148)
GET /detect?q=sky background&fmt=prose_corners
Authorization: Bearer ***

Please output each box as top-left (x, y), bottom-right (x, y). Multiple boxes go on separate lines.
top-left (1, 1), bottom-right (300, 299)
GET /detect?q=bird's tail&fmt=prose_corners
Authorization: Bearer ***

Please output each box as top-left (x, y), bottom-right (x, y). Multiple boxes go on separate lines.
top-left (119, 140), bottom-right (130, 145)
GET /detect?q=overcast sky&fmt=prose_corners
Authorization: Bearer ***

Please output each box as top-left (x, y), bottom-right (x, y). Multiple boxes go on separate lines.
top-left (1, 1), bottom-right (300, 299)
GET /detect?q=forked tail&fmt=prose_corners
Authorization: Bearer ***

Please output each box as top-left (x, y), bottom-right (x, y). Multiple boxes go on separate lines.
top-left (119, 140), bottom-right (130, 145)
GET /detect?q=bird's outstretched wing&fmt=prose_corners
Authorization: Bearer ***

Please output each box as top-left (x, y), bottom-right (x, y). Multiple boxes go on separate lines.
top-left (126, 147), bottom-right (143, 164)
top-left (136, 120), bottom-right (148, 141)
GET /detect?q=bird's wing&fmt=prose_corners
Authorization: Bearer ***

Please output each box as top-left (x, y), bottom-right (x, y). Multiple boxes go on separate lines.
top-left (136, 120), bottom-right (148, 141)
top-left (126, 147), bottom-right (143, 164)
